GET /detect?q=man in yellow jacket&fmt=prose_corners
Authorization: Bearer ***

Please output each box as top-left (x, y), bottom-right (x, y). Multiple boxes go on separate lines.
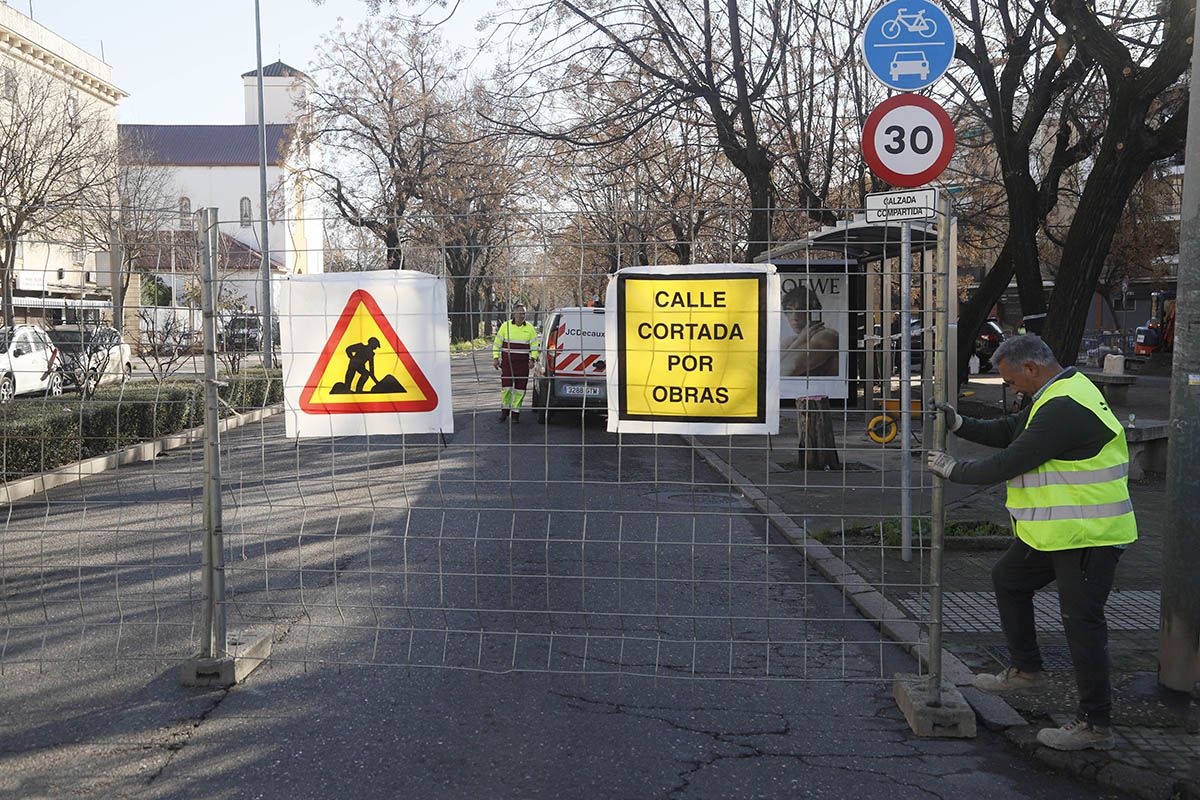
top-left (492, 304), bottom-right (540, 423)
top-left (927, 334), bottom-right (1136, 752)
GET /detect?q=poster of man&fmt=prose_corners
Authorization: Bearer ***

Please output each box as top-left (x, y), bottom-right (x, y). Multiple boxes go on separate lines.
top-left (779, 271), bottom-right (849, 400)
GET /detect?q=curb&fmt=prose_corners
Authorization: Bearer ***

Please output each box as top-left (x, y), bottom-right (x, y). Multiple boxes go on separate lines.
top-left (1, 405), bottom-right (282, 506)
top-left (1003, 725), bottom-right (1192, 800)
top-left (686, 436), bottom-right (1196, 799)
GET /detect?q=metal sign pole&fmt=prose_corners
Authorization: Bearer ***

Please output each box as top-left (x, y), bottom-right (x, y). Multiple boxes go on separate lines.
top-left (928, 196), bottom-right (952, 704)
top-left (199, 207), bottom-right (226, 660)
top-left (900, 222), bottom-right (913, 562)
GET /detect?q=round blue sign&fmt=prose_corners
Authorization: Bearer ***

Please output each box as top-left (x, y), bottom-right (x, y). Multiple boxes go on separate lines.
top-left (861, 0), bottom-right (955, 91)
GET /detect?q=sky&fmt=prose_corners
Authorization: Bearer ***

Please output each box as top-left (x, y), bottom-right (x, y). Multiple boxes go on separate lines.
top-left (17, 0), bottom-right (491, 124)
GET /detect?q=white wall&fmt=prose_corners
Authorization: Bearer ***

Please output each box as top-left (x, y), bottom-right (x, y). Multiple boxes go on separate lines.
top-left (172, 162), bottom-right (325, 276)
top-left (243, 75), bottom-right (309, 125)
top-left (172, 164), bottom-right (289, 264)
top-left (1, 5), bottom-right (123, 308)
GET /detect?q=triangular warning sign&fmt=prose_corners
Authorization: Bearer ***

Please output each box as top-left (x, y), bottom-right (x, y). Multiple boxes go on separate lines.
top-left (299, 289), bottom-right (439, 414)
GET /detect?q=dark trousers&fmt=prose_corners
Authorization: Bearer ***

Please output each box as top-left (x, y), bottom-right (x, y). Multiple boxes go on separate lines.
top-left (992, 539), bottom-right (1123, 726)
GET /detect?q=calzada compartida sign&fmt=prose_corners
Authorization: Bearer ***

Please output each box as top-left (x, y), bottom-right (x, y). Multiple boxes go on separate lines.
top-left (606, 263), bottom-right (781, 435)
top-left (277, 272), bottom-right (454, 437)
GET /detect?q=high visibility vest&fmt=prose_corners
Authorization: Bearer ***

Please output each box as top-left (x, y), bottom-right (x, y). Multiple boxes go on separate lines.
top-left (492, 321), bottom-right (539, 359)
top-left (1005, 372), bottom-right (1137, 551)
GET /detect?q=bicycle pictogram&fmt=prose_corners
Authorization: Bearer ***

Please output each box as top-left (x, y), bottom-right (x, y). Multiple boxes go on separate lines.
top-left (881, 7), bottom-right (938, 39)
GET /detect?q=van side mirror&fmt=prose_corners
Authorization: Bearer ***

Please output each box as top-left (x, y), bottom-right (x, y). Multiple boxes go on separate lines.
top-left (12, 348), bottom-right (24, 358)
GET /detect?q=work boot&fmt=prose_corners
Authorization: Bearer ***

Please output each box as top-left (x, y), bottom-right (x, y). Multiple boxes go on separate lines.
top-left (498, 408), bottom-right (509, 422)
top-left (512, 412), bottom-right (521, 424)
top-left (1036, 719), bottom-right (1115, 751)
top-left (971, 667), bottom-right (1046, 693)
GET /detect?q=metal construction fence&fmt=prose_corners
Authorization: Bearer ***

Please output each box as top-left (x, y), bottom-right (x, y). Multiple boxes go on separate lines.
top-left (0, 204), bottom-right (957, 694)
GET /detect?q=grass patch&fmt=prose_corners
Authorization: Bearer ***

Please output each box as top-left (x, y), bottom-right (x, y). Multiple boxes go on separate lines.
top-left (450, 337), bottom-right (492, 353)
top-left (812, 518), bottom-right (1010, 546)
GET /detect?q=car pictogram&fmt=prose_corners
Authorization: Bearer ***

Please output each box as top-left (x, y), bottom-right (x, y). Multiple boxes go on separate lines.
top-left (890, 51), bottom-right (930, 82)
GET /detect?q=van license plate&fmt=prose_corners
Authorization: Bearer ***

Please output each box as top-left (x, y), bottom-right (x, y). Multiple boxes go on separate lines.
top-left (562, 384), bottom-right (601, 397)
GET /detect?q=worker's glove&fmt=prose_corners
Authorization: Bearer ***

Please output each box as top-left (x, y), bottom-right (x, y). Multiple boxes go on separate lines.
top-left (493, 358), bottom-right (501, 371)
top-left (926, 450), bottom-right (958, 480)
top-left (934, 402), bottom-right (962, 432)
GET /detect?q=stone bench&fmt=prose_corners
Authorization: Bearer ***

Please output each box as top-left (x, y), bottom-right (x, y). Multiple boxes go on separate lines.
top-left (1091, 373), bottom-right (1136, 405)
top-left (1125, 420), bottom-right (1168, 481)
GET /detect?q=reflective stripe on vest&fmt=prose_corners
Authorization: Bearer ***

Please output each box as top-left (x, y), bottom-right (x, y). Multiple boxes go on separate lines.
top-left (1004, 372), bottom-right (1137, 551)
top-left (1008, 498), bottom-right (1134, 522)
top-left (1009, 462), bottom-right (1128, 489)
top-left (492, 322), bottom-right (539, 359)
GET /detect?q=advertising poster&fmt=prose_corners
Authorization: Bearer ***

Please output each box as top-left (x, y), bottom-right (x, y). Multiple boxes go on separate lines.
top-left (779, 270), bottom-right (849, 401)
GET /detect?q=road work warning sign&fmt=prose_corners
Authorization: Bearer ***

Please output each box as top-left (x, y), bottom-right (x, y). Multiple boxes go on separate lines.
top-left (278, 272), bottom-right (453, 437)
top-left (606, 264), bottom-right (780, 435)
top-left (299, 289), bottom-right (438, 414)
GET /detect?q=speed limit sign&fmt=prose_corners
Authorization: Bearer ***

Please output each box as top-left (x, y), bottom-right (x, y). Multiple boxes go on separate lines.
top-left (862, 94), bottom-right (955, 188)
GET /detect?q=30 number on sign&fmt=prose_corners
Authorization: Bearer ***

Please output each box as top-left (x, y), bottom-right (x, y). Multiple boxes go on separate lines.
top-left (862, 94), bottom-right (955, 188)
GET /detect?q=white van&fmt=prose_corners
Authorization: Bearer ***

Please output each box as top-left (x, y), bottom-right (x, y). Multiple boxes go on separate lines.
top-left (532, 307), bottom-right (606, 424)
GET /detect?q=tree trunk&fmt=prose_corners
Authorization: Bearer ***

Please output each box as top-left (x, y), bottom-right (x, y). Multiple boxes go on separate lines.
top-left (1043, 130), bottom-right (1150, 365)
top-left (1, 249), bottom-right (13, 328)
top-left (957, 239), bottom-right (1016, 381)
top-left (746, 173), bottom-right (773, 261)
top-left (448, 273), bottom-right (472, 342)
top-left (385, 227), bottom-right (403, 270)
top-left (796, 397), bottom-right (841, 470)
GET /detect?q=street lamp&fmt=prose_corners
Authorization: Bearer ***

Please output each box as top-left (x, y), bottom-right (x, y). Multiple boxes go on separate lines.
top-left (253, 0), bottom-right (273, 369)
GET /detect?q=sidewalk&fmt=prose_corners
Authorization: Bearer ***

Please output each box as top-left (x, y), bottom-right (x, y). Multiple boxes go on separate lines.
top-left (693, 371), bottom-right (1199, 800)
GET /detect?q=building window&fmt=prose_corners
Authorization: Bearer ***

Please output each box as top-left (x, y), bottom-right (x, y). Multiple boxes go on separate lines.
top-left (72, 244), bottom-right (85, 265)
top-left (240, 197), bottom-right (252, 227)
top-left (2, 68), bottom-right (16, 100)
top-left (179, 197), bottom-right (192, 229)
top-left (85, 271), bottom-right (92, 284)
top-left (57, 268), bottom-right (65, 281)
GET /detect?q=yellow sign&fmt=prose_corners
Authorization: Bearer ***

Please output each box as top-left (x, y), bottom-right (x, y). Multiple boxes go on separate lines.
top-left (618, 274), bottom-right (766, 422)
top-left (300, 289), bottom-right (438, 414)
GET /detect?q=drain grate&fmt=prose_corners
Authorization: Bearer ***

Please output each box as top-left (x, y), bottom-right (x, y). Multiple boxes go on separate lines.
top-left (646, 490), bottom-right (753, 509)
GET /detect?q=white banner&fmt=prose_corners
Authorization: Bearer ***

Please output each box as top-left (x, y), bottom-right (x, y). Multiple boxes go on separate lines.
top-left (277, 272), bottom-right (453, 437)
top-left (605, 263), bottom-right (780, 436)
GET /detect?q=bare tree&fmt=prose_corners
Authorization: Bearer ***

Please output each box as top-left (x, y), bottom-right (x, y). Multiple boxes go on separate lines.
top-left (0, 69), bottom-right (117, 326)
top-left (295, 18), bottom-right (459, 269)
top-left (91, 133), bottom-right (179, 297)
top-left (494, 0), bottom-right (848, 260)
top-left (944, 0), bottom-right (1188, 366)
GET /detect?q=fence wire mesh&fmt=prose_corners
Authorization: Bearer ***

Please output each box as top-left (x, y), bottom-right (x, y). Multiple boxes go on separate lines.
top-left (1, 205), bottom-right (954, 684)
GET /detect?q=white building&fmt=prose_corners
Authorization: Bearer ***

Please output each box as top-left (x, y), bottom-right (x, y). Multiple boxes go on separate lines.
top-left (120, 61), bottom-right (324, 310)
top-left (1, 3), bottom-right (125, 324)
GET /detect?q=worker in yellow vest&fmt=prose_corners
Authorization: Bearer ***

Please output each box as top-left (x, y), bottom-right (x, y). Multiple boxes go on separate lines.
top-left (492, 303), bottom-right (540, 423)
top-left (927, 334), bottom-right (1136, 752)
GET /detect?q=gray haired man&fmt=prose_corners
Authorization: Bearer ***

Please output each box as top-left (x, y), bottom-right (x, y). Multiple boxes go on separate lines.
top-left (927, 334), bottom-right (1137, 751)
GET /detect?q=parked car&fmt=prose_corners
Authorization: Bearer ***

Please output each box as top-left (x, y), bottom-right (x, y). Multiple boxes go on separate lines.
top-left (219, 315), bottom-right (280, 352)
top-left (532, 307), bottom-right (607, 424)
top-left (48, 324), bottom-right (133, 397)
top-left (0, 325), bottom-right (64, 404)
top-left (873, 318), bottom-right (925, 375)
top-left (974, 318), bottom-right (1005, 371)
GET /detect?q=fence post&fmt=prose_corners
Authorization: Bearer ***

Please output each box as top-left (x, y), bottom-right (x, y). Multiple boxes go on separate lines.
top-left (900, 222), bottom-right (913, 562)
top-left (181, 208), bottom-right (272, 687)
top-left (927, 195), bottom-right (952, 706)
top-left (893, 197), bottom-right (975, 738)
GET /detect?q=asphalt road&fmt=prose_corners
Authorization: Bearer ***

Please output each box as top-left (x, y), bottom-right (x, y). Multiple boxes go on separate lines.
top-left (0, 349), bottom-right (1123, 799)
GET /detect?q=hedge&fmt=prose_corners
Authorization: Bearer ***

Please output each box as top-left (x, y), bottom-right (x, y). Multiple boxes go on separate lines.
top-left (0, 370), bottom-right (282, 482)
